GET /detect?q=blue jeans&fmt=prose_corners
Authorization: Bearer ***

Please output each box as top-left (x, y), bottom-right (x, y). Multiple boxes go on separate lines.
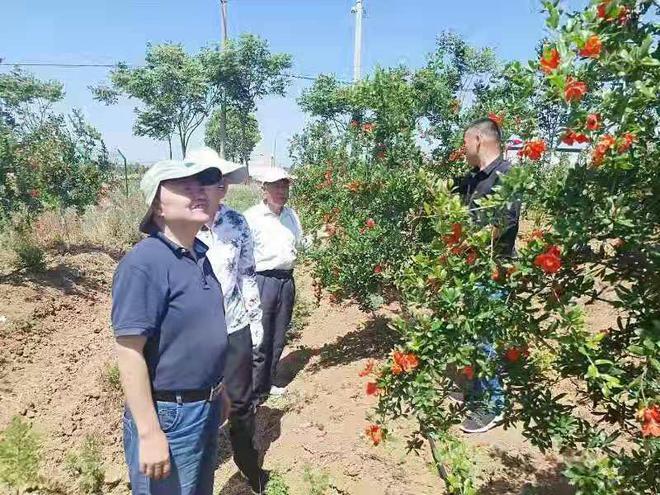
top-left (123, 399), bottom-right (222, 495)
top-left (468, 285), bottom-right (505, 415)
top-left (470, 342), bottom-right (505, 414)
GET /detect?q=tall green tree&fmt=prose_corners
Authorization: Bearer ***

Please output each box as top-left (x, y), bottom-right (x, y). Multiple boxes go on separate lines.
top-left (0, 68), bottom-right (63, 133)
top-left (204, 34), bottom-right (292, 166)
top-left (1, 70), bottom-right (110, 220)
top-left (92, 43), bottom-right (221, 157)
top-left (205, 107), bottom-right (260, 164)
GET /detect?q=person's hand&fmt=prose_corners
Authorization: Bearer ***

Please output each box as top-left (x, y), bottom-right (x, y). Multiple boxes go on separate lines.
top-left (139, 429), bottom-right (171, 480)
top-left (250, 322), bottom-right (264, 349)
top-left (220, 389), bottom-right (232, 427)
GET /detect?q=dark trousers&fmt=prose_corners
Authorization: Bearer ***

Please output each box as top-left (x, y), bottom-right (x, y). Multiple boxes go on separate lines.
top-left (253, 272), bottom-right (295, 399)
top-left (224, 326), bottom-right (261, 482)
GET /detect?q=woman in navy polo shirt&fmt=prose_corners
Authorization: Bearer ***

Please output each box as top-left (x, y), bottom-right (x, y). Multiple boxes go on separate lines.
top-left (111, 159), bottom-right (230, 495)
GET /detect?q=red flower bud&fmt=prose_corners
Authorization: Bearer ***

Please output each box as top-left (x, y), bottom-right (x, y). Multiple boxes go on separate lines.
top-left (564, 77), bottom-right (588, 103)
top-left (579, 35), bottom-right (602, 59)
top-left (365, 424), bottom-right (383, 445)
top-left (540, 48), bottom-right (560, 74)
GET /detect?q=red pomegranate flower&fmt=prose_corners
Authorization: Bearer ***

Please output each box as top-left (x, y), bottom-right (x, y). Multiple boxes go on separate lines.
top-left (540, 48), bottom-right (560, 74)
top-left (443, 222), bottom-right (463, 246)
top-left (562, 130), bottom-right (589, 146)
top-left (392, 351), bottom-right (419, 373)
top-left (586, 114), bottom-right (601, 131)
top-left (488, 112), bottom-right (504, 127)
top-left (365, 424), bottom-right (383, 445)
top-left (373, 264), bottom-right (383, 274)
top-left (462, 365), bottom-right (474, 380)
top-left (592, 134), bottom-right (616, 166)
top-left (598, 1), bottom-right (630, 23)
top-left (504, 346), bottom-right (529, 363)
top-left (618, 132), bottom-right (636, 153)
top-left (491, 267), bottom-right (501, 282)
top-left (534, 245), bottom-right (562, 274)
top-left (518, 140), bottom-right (547, 161)
top-left (465, 248), bottom-right (478, 265)
top-left (579, 35), bottom-right (602, 59)
top-left (366, 382), bottom-right (380, 396)
top-left (564, 77), bottom-right (587, 103)
top-left (639, 405), bottom-right (660, 438)
top-left (359, 359), bottom-right (375, 377)
top-left (365, 218), bottom-right (376, 229)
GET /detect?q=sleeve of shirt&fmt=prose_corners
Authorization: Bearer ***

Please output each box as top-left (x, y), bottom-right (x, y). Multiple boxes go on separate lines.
top-left (111, 262), bottom-right (166, 338)
top-left (237, 220), bottom-right (264, 341)
top-left (291, 208), bottom-right (312, 250)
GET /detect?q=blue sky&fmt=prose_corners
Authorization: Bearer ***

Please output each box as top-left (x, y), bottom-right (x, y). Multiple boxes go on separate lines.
top-left (0, 0), bottom-right (584, 165)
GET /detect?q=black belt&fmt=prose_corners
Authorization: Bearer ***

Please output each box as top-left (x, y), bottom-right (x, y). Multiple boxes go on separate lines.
top-left (153, 383), bottom-right (224, 403)
top-left (257, 269), bottom-right (294, 279)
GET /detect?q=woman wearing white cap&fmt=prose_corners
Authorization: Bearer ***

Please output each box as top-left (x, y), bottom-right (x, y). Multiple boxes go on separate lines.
top-left (188, 148), bottom-right (268, 494)
top-left (244, 166), bottom-right (304, 404)
top-left (111, 159), bottom-right (230, 494)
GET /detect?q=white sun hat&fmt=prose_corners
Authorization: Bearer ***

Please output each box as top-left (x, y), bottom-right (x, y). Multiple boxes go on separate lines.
top-left (185, 147), bottom-right (248, 185)
top-left (249, 165), bottom-right (296, 184)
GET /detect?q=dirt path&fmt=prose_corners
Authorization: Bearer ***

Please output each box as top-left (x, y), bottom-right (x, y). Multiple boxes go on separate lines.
top-left (0, 252), bottom-right (578, 495)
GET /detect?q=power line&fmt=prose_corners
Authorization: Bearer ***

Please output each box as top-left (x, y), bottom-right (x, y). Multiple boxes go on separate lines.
top-left (0, 61), bottom-right (349, 83)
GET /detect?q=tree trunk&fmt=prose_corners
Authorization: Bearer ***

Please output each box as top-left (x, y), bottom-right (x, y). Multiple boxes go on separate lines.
top-left (167, 136), bottom-right (173, 159)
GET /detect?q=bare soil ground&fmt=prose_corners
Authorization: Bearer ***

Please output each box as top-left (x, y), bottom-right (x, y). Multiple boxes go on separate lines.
top-left (0, 248), bottom-right (618, 494)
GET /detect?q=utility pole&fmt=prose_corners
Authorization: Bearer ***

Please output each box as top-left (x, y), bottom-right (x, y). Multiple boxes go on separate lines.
top-left (218, 0), bottom-right (229, 159)
top-left (352, 0), bottom-right (364, 82)
top-left (117, 149), bottom-right (129, 198)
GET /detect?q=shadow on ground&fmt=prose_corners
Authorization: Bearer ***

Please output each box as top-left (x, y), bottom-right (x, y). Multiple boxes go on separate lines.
top-left (216, 405), bottom-right (286, 474)
top-left (308, 314), bottom-right (400, 372)
top-left (477, 447), bottom-right (574, 495)
top-left (274, 346), bottom-right (319, 387)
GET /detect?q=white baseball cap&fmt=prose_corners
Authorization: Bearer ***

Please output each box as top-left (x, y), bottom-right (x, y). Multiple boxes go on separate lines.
top-left (185, 147), bottom-right (248, 185)
top-left (138, 159), bottom-right (222, 233)
top-left (250, 165), bottom-right (296, 184)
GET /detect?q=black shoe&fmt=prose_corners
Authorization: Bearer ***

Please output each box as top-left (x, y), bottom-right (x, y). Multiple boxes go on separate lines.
top-left (460, 409), bottom-right (503, 434)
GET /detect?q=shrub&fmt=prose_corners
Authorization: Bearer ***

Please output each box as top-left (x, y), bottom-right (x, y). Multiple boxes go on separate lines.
top-left (264, 471), bottom-right (291, 495)
top-left (294, 4), bottom-right (660, 493)
top-left (102, 363), bottom-right (122, 395)
top-left (302, 465), bottom-right (330, 495)
top-left (0, 417), bottom-right (41, 491)
top-left (65, 434), bottom-right (105, 494)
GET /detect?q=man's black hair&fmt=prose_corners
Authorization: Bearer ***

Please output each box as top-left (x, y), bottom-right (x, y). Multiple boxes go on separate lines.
top-left (465, 117), bottom-right (502, 143)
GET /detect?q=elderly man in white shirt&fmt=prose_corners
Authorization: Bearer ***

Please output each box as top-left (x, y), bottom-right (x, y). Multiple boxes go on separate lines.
top-left (189, 148), bottom-right (268, 495)
top-left (244, 167), bottom-right (303, 403)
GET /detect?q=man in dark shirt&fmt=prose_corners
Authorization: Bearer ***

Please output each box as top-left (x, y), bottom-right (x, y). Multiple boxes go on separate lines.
top-left (456, 118), bottom-right (520, 257)
top-left (453, 118), bottom-right (521, 434)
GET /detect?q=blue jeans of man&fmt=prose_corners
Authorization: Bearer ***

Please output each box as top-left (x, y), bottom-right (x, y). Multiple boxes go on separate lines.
top-left (123, 398), bottom-right (222, 495)
top-left (468, 286), bottom-right (505, 414)
top-left (470, 342), bottom-right (505, 414)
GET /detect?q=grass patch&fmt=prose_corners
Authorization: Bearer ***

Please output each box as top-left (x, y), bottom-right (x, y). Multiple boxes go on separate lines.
top-left (0, 416), bottom-right (42, 491)
top-left (302, 465), bottom-right (330, 495)
top-left (265, 471), bottom-right (291, 495)
top-left (288, 295), bottom-right (313, 344)
top-left (102, 363), bottom-right (121, 394)
top-left (65, 435), bottom-right (105, 494)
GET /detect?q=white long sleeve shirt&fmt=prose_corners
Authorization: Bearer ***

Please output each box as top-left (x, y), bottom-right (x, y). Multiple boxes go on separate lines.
top-left (243, 201), bottom-right (304, 272)
top-left (198, 205), bottom-right (264, 344)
